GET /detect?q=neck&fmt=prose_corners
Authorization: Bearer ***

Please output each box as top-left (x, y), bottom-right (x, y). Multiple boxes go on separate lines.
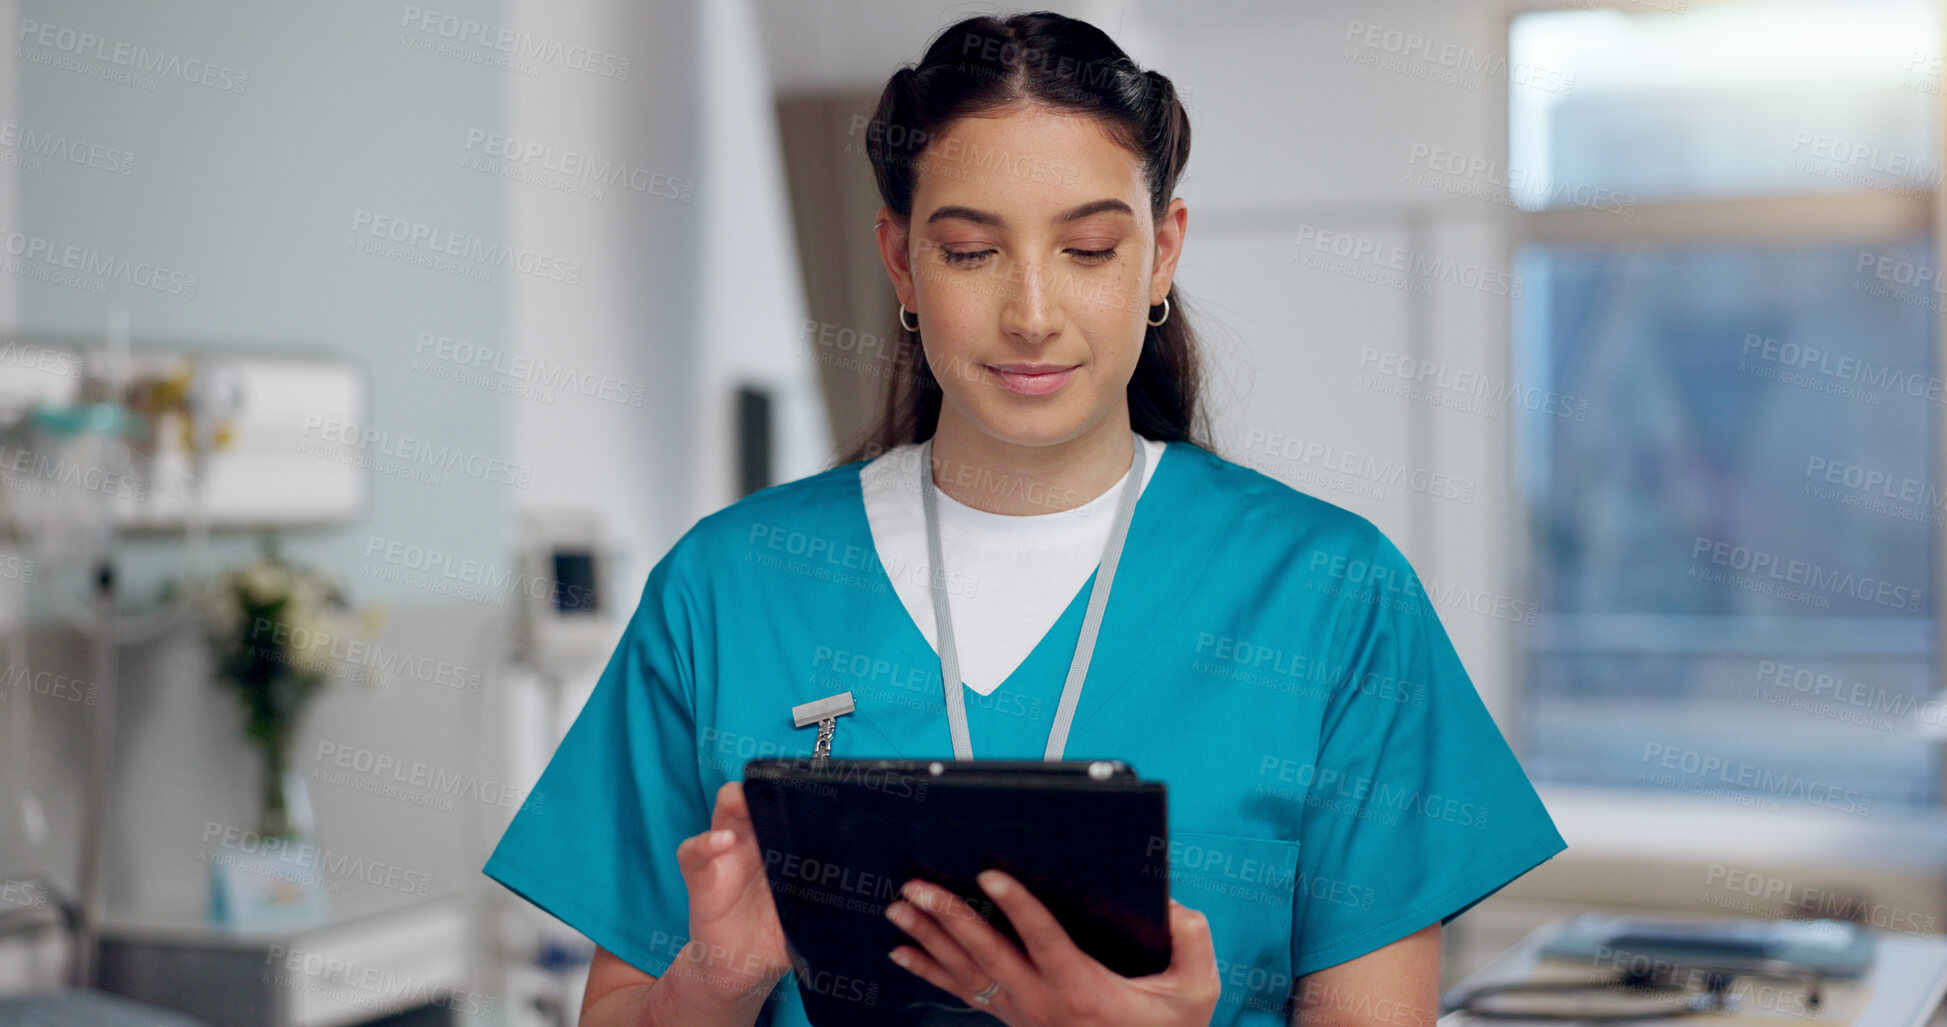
top-left (928, 408), bottom-right (1136, 515)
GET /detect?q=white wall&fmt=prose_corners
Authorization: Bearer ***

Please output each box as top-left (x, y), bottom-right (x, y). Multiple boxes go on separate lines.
top-left (504, 0), bottom-right (831, 604)
top-left (695, 0), bottom-right (832, 496)
top-left (502, 0), bottom-right (700, 604)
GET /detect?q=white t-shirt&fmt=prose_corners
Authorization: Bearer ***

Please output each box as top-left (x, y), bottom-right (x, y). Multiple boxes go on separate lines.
top-left (860, 435), bottom-right (1167, 696)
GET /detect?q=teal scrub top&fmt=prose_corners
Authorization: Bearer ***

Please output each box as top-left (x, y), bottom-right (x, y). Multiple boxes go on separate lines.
top-left (484, 439), bottom-right (1566, 1026)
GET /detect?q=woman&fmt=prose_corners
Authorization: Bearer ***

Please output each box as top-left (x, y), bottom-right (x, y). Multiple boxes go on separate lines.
top-left (485, 11), bottom-right (1565, 1027)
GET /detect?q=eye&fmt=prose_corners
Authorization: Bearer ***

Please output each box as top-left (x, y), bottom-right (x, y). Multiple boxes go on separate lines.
top-left (940, 248), bottom-right (995, 268)
top-left (1068, 247), bottom-right (1118, 264)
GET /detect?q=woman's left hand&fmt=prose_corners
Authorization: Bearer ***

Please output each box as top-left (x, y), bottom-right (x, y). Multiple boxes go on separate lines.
top-left (885, 870), bottom-right (1221, 1027)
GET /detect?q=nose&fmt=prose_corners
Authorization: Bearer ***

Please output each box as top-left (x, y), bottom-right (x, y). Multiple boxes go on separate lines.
top-left (999, 257), bottom-right (1059, 347)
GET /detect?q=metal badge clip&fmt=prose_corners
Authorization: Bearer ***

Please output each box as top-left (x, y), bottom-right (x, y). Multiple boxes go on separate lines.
top-left (791, 691), bottom-right (856, 764)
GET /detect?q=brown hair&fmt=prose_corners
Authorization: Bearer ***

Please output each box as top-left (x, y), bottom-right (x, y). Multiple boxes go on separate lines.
top-left (838, 11), bottom-right (1213, 465)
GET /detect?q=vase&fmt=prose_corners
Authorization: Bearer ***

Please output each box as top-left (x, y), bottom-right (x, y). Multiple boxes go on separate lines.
top-left (209, 734), bottom-right (328, 929)
top-left (258, 736), bottom-right (311, 839)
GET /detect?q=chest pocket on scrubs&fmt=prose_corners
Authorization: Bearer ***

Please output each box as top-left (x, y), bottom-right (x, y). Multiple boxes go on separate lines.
top-left (1165, 829), bottom-right (1302, 1026)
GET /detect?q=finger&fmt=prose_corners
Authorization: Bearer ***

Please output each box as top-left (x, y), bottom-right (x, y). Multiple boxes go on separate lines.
top-left (712, 782), bottom-right (750, 835)
top-left (888, 943), bottom-right (979, 1007)
top-left (886, 899), bottom-right (988, 993)
top-left (902, 880), bottom-right (1037, 990)
top-left (714, 783), bottom-right (771, 864)
top-left (1158, 898), bottom-right (1220, 992)
top-left (675, 827), bottom-right (737, 877)
top-left (674, 829), bottom-right (743, 912)
top-left (973, 870), bottom-right (1088, 981)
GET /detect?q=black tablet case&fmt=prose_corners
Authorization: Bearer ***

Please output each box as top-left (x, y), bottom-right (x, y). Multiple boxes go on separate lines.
top-left (742, 758), bottom-right (1171, 1027)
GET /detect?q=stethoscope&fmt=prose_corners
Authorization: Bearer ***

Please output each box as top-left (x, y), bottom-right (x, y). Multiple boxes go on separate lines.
top-left (1441, 957), bottom-right (1826, 1021)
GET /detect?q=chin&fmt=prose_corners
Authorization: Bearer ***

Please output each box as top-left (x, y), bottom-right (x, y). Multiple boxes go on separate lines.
top-left (964, 402), bottom-right (1107, 448)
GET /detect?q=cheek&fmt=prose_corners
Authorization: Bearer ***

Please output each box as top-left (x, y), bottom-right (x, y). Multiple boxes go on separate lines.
top-left (1075, 289), bottom-right (1149, 362)
top-left (915, 266), bottom-right (994, 332)
top-left (1079, 264), bottom-right (1151, 326)
top-left (912, 303), bottom-right (986, 385)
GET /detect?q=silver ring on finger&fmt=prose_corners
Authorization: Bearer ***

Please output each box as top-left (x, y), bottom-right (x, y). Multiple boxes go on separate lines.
top-left (971, 979), bottom-right (1002, 1006)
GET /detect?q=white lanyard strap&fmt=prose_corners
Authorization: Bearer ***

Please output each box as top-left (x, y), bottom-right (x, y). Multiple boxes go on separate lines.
top-left (920, 430), bottom-right (1147, 760)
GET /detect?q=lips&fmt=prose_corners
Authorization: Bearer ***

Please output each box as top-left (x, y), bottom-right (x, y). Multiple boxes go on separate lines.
top-left (987, 364), bottom-right (1078, 396)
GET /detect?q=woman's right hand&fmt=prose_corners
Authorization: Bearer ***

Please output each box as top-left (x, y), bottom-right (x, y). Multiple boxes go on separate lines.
top-left (670, 781), bottom-right (795, 1007)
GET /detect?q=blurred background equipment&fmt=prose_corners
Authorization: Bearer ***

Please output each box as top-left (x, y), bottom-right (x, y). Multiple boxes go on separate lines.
top-left (0, 316), bottom-right (233, 1015)
top-left (497, 509), bottom-right (619, 1026)
top-left (1443, 914), bottom-right (1947, 1026)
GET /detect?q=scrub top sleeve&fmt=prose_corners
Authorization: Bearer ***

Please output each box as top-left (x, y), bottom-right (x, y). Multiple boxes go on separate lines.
top-left (1289, 529), bottom-right (1565, 979)
top-left (483, 548), bottom-right (709, 979)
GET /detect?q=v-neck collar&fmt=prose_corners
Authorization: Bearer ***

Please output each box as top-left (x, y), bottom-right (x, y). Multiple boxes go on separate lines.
top-left (852, 438), bottom-right (1178, 700)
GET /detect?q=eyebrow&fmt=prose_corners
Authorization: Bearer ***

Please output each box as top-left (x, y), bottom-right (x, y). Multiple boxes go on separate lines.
top-left (924, 198), bottom-right (1135, 227)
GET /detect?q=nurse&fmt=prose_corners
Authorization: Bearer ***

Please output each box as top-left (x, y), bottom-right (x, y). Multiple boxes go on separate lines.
top-left (484, 11), bottom-right (1565, 1027)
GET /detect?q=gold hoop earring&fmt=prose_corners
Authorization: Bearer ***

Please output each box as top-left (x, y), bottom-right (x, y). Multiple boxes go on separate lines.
top-left (1146, 296), bottom-right (1171, 327)
top-left (900, 303), bottom-right (920, 332)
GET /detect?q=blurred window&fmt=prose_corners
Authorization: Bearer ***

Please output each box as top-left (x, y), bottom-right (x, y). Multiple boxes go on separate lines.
top-left (1512, 1), bottom-right (1942, 811)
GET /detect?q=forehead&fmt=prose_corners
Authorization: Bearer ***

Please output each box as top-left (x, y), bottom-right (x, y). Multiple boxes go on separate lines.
top-left (911, 105), bottom-right (1149, 222)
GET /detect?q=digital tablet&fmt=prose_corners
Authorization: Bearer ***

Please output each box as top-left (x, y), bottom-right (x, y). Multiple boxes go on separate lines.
top-left (742, 757), bottom-right (1171, 1026)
